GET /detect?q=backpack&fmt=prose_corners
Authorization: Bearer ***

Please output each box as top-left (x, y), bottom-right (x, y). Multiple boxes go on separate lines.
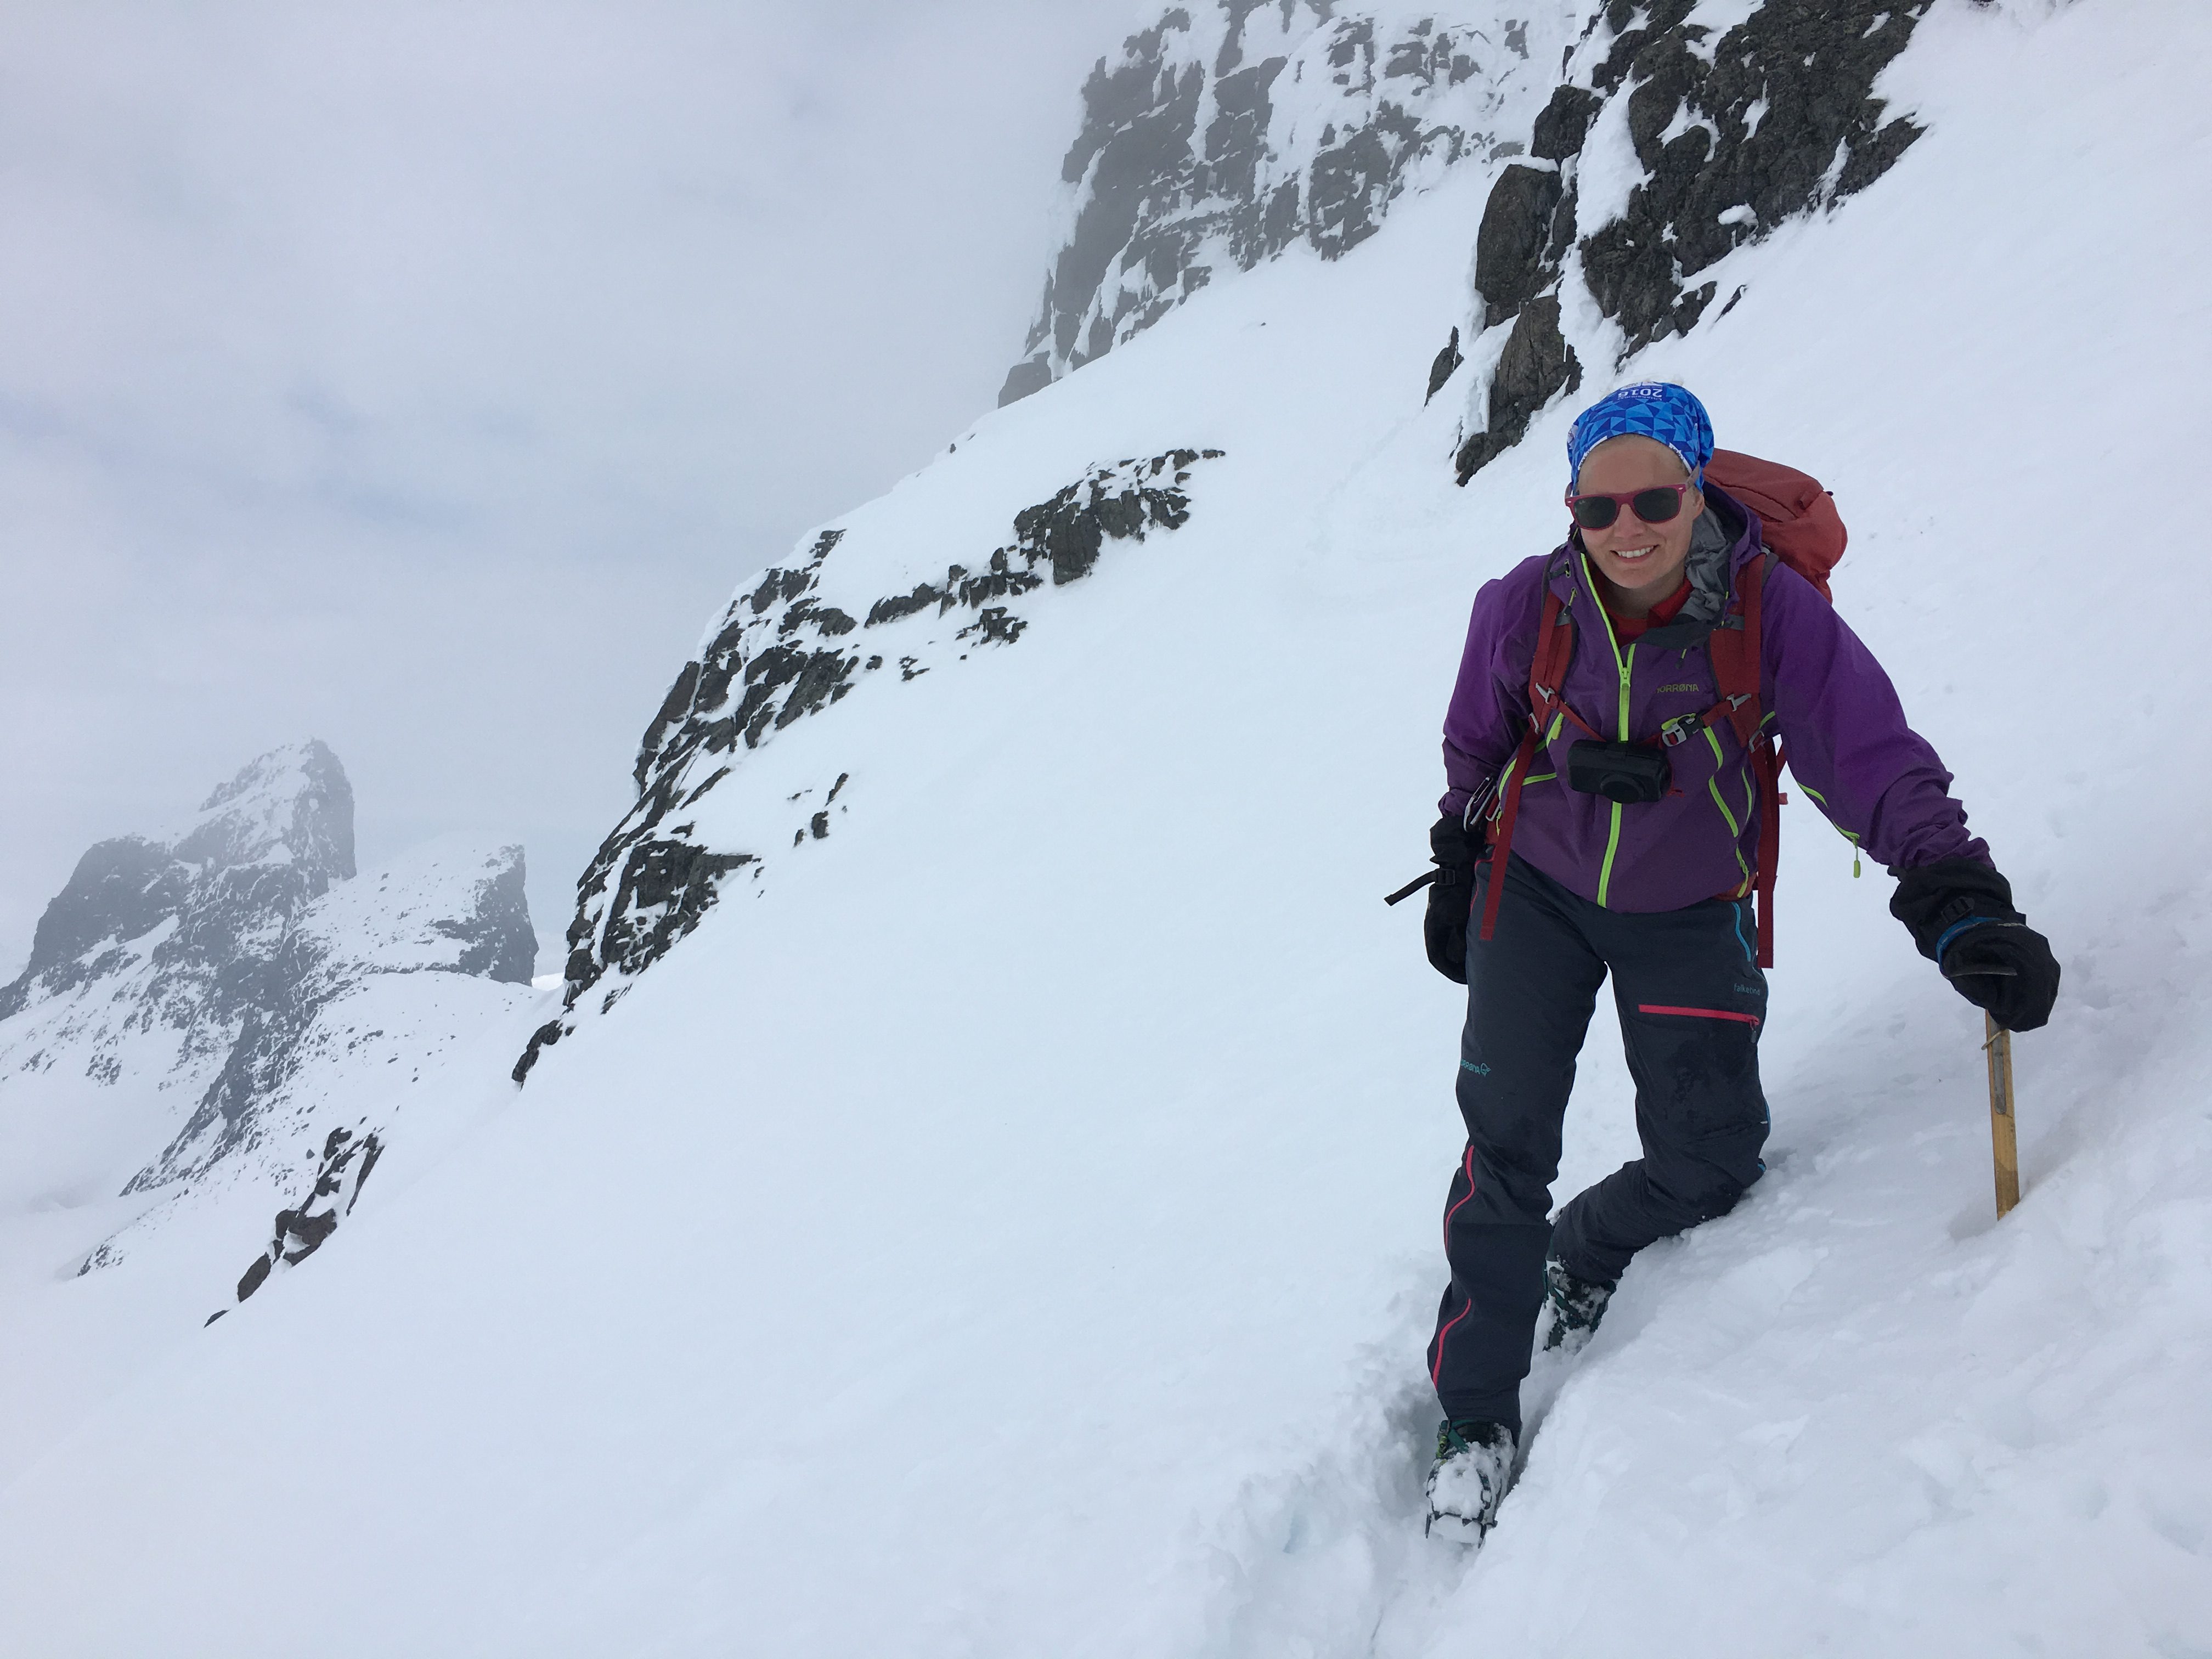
top-left (1706, 450), bottom-right (1847, 600)
top-left (1476, 453), bottom-right (1847, 968)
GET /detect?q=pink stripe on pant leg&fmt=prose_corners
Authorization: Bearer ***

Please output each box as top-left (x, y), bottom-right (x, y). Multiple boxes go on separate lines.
top-left (1441, 1145), bottom-right (1479, 1242)
top-left (1636, 1003), bottom-right (1762, 1027)
top-left (1432, 1146), bottom-right (1479, 1389)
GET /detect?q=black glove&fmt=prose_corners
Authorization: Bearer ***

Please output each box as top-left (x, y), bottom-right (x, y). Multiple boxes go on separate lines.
top-left (1423, 814), bottom-right (1483, 985)
top-left (1890, 857), bottom-right (2059, 1032)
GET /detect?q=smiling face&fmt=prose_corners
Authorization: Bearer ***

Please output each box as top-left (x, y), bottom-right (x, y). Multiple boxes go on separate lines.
top-left (1574, 435), bottom-right (1703, 616)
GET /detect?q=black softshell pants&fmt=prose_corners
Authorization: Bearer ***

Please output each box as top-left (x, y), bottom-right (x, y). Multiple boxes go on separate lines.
top-left (1427, 853), bottom-right (1770, 1435)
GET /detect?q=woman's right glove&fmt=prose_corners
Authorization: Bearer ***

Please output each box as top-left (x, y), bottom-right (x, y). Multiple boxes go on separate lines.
top-left (1423, 814), bottom-right (1484, 985)
top-left (1889, 857), bottom-right (2060, 1032)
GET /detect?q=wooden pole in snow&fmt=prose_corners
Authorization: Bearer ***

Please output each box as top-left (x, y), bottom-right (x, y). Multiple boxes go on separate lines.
top-left (1985, 1014), bottom-right (2021, 1217)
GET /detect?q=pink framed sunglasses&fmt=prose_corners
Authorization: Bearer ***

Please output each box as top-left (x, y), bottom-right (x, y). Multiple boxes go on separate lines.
top-left (1565, 482), bottom-right (1692, 531)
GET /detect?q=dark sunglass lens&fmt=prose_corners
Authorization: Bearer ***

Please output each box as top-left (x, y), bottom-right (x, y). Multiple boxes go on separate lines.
top-left (1631, 487), bottom-right (1683, 523)
top-left (1571, 495), bottom-right (1621, 531)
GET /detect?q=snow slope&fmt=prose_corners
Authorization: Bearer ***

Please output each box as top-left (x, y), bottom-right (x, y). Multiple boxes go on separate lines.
top-left (3, 2), bottom-right (2210, 1655)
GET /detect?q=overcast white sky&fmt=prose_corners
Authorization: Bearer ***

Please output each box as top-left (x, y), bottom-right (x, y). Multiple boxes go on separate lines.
top-left (0, 0), bottom-right (1148, 974)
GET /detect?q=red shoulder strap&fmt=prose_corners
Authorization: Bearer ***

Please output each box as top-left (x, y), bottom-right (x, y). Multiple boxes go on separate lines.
top-left (1528, 589), bottom-right (1573, 712)
top-left (1705, 551), bottom-right (1769, 747)
top-left (1477, 583), bottom-right (1571, 945)
top-left (1706, 553), bottom-right (1781, 967)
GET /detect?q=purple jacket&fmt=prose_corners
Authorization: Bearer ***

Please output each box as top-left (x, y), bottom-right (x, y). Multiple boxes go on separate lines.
top-left (1441, 486), bottom-right (1987, 912)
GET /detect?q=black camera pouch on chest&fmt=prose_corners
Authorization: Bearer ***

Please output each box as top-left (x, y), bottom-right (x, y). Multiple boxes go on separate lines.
top-left (1567, 740), bottom-right (1671, 804)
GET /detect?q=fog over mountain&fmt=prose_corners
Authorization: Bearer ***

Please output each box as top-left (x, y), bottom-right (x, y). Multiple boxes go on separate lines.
top-left (0, 0), bottom-right (1146, 974)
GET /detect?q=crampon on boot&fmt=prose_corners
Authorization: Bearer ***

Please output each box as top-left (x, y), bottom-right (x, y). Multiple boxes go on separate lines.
top-left (1539, 1257), bottom-right (1613, 1356)
top-left (1424, 1419), bottom-right (1515, 1542)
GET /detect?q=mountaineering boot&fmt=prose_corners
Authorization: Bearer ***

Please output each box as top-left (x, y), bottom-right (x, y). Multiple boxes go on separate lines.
top-left (1424, 1419), bottom-right (1516, 1542)
top-left (1538, 1258), bottom-right (1613, 1356)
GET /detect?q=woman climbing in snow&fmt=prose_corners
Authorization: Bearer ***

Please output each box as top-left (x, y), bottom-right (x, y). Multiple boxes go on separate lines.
top-left (1414, 381), bottom-right (2059, 1543)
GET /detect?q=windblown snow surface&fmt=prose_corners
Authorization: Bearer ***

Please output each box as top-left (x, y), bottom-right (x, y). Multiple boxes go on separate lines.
top-left (3, 3), bottom-right (2209, 1654)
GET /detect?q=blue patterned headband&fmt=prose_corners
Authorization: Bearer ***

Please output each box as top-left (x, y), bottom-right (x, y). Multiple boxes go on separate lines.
top-left (1566, 382), bottom-right (1714, 486)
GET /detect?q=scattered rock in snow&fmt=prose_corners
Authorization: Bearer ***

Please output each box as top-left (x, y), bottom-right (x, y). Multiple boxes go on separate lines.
top-left (1424, 325), bottom-right (1464, 403)
top-left (218, 1124), bottom-right (384, 1316)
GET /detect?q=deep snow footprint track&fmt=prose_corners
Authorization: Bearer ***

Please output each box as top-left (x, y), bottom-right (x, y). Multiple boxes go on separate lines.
top-left (1190, 1256), bottom-right (1638, 1657)
top-left (1193, 1310), bottom-right (1481, 1658)
top-left (1190, 1146), bottom-right (1808, 1659)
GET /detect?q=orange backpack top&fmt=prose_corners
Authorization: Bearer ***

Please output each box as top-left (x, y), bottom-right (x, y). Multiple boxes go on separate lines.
top-left (1706, 449), bottom-right (1846, 600)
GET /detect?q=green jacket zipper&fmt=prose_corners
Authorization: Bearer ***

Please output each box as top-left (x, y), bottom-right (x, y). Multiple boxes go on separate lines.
top-left (1580, 552), bottom-right (1633, 908)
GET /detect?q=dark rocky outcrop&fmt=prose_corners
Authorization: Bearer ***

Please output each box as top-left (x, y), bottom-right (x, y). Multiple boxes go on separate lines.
top-left (1454, 295), bottom-right (1584, 478)
top-left (1529, 83), bottom-right (1600, 161)
top-left (1000, 3), bottom-right (1567, 403)
top-left (212, 1125), bottom-right (385, 1318)
top-left (521, 450), bottom-right (1226, 1082)
top-left (1425, 325), bottom-right (1464, 403)
top-left (1475, 163), bottom-right (1566, 328)
top-left (1011, 453), bottom-right (1203, 585)
top-left (1453, 0), bottom-right (1938, 483)
top-left (1575, 0), bottom-right (1930, 353)
top-left (435, 853), bottom-right (537, 985)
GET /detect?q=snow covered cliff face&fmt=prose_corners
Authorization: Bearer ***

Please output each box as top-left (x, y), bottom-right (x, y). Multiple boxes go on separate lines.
top-left (997, 1), bottom-right (1581, 404)
top-left (133, 828), bottom-right (535, 1197)
top-left (1000, 0), bottom-right (1942, 482)
top-left (0, 741), bottom-right (359, 1138)
top-left (1442, 0), bottom-right (1941, 480)
top-left (0, 750), bottom-right (548, 1478)
top-left (523, 447), bottom-right (1222, 1078)
top-left (0, 743), bottom-right (538, 1285)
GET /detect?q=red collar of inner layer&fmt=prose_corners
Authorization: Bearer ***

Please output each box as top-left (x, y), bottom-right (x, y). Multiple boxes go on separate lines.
top-left (1601, 574), bottom-right (1692, 642)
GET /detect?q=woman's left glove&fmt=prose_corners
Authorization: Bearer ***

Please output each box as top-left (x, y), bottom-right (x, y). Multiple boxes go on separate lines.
top-left (1423, 815), bottom-right (1484, 986)
top-left (1890, 857), bottom-right (2060, 1032)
